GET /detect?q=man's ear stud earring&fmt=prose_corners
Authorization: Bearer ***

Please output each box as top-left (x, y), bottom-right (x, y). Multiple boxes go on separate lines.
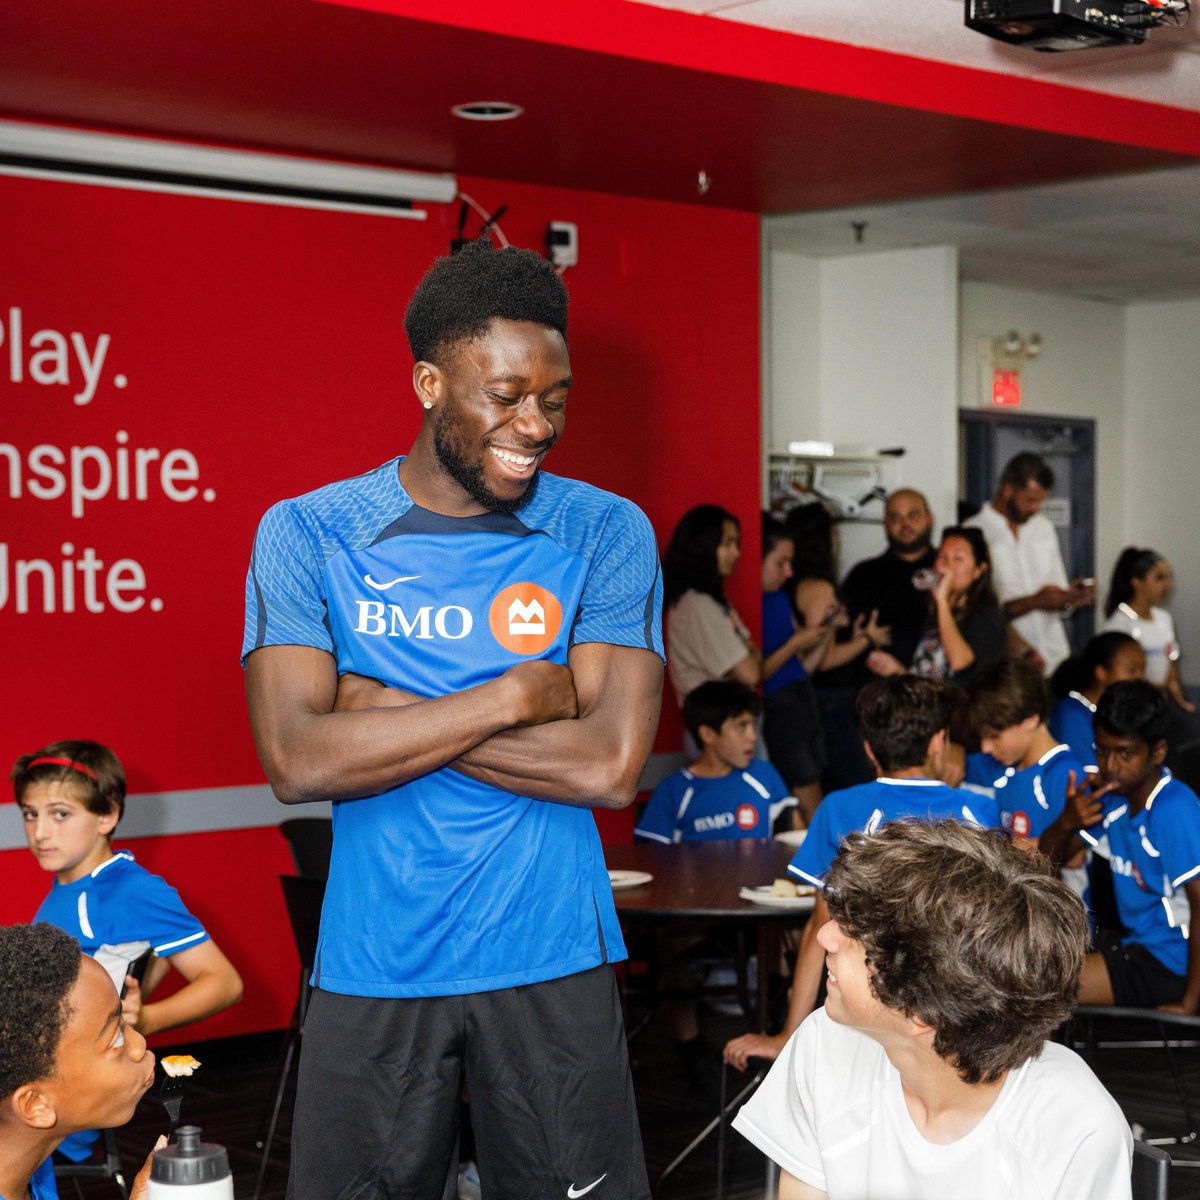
top-left (423, 401), bottom-right (433, 410)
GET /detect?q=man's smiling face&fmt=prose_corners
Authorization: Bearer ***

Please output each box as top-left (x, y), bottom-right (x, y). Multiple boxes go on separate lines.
top-left (430, 318), bottom-right (571, 515)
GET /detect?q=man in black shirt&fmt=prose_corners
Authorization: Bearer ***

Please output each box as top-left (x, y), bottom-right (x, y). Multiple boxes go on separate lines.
top-left (842, 489), bottom-right (936, 669)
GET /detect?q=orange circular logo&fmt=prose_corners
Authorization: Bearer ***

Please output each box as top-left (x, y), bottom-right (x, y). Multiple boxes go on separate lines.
top-left (488, 583), bottom-right (563, 656)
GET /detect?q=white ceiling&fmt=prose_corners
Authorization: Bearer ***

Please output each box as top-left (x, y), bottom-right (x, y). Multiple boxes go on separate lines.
top-left (637, 0), bottom-right (1200, 302)
top-left (633, 0), bottom-right (1200, 110)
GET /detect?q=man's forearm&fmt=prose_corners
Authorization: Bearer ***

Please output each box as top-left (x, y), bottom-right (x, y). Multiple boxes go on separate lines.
top-left (246, 647), bottom-right (558, 806)
top-left (453, 679), bottom-right (661, 809)
top-left (1003, 593), bottom-right (1044, 619)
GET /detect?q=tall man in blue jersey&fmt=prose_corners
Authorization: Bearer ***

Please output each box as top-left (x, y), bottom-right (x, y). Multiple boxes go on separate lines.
top-left (243, 241), bottom-right (665, 1200)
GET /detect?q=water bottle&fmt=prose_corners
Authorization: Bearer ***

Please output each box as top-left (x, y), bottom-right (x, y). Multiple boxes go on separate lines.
top-left (912, 568), bottom-right (941, 592)
top-left (147, 1126), bottom-right (233, 1199)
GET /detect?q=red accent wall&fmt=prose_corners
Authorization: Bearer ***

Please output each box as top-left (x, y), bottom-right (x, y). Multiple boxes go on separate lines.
top-left (0, 169), bottom-right (760, 1035)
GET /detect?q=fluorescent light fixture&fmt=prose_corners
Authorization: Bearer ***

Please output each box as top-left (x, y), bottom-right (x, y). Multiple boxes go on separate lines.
top-left (0, 120), bottom-right (458, 219)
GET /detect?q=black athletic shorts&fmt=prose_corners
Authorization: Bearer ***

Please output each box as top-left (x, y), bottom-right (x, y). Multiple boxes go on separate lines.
top-left (287, 965), bottom-right (649, 1200)
top-left (763, 679), bottom-right (825, 789)
top-left (1094, 929), bottom-right (1187, 1009)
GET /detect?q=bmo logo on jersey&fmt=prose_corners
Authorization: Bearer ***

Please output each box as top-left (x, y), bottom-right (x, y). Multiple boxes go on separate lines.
top-left (353, 600), bottom-right (473, 640)
top-left (489, 583), bottom-right (563, 656)
top-left (694, 812), bottom-right (736, 834)
top-left (735, 804), bottom-right (758, 831)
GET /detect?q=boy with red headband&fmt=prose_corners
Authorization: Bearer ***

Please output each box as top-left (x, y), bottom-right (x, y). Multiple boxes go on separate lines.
top-left (12, 740), bottom-right (242, 1164)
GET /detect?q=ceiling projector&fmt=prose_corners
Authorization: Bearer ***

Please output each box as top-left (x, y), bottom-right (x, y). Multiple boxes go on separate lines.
top-left (965, 0), bottom-right (1185, 50)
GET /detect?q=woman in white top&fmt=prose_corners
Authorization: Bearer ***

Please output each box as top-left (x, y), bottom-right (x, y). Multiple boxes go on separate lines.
top-left (1102, 547), bottom-right (1194, 713)
top-left (663, 505), bottom-right (761, 708)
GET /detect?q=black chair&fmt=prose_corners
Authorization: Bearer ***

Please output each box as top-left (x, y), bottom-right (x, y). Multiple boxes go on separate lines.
top-left (253, 874), bottom-right (326, 1200)
top-left (278, 817), bottom-right (333, 880)
top-left (54, 1128), bottom-right (129, 1199)
top-left (1134, 1139), bottom-right (1172, 1200)
top-left (1071, 1005), bottom-right (1200, 1164)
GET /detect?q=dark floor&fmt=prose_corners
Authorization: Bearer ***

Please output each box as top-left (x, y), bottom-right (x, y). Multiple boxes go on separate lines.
top-left (60, 1006), bottom-right (1200, 1200)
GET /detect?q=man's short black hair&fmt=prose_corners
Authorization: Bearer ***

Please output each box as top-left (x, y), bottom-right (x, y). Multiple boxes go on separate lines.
top-left (682, 680), bottom-right (761, 744)
top-left (1095, 679), bottom-right (1170, 748)
top-left (855, 676), bottom-right (956, 773)
top-left (999, 452), bottom-right (1054, 493)
top-left (403, 239), bottom-right (569, 366)
top-left (0, 923), bottom-right (82, 1101)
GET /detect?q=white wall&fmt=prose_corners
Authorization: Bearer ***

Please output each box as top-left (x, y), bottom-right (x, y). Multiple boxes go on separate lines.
top-left (765, 243), bottom-right (959, 572)
top-left (1124, 299), bottom-right (1200, 686)
top-left (959, 282), bottom-right (1128, 631)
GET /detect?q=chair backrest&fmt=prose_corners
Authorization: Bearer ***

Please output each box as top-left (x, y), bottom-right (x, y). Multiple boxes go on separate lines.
top-left (279, 817), bottom-right (333, 880)
top-left (1133, 1139), bottom-right (1171, 1200)
top-left (279, 875), bottom-right (326, 971)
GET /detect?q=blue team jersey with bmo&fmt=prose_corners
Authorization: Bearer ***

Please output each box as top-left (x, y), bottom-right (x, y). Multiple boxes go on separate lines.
top-left (34, 851), bottom-right (209, 990)
top-left (965, 744), bottom-right (1083, 839)
top-left (1080, 772), bottom-right (1200, 975)
top-left (635, 760), bottom-right (793, 843)
top-left (242, 458), bottom-right (664, 998)
top-left (788, 777), bottom-right (1000, 887)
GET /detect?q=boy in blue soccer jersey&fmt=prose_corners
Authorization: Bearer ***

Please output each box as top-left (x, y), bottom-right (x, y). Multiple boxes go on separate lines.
top-left (636, 682), bottom-right (794, 845)
top-left (724, 675), bottom-right (999, 1069)
top-left (963, 657), bottom-right (1092, 905)
top-left (13, 741), bottom-right (243, 1165)
top-left (0, 924), bottom-right (164, 1200)
top-left (243, 241), bottom-right (665, 1199)
top-left (1042, 681), bottom-right (1200, 1013)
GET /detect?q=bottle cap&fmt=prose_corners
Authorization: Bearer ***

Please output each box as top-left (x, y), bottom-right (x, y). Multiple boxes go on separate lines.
top-left (150, 1126), bottom-right (230, 1186)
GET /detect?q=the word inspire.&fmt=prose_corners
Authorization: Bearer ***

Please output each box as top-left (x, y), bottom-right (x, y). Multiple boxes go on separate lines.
top-left (2, 430), bottom-right (213, 518)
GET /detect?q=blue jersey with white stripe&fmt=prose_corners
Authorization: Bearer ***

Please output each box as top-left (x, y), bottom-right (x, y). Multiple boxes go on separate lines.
top-left (636, 760), bottom-right (793, 843)
top-left (1080, 772), bottom-right (1200, 975)
top-left (1049, 694), bottom-right (1097, 769)
top-left (243, 458), bottom-right (664, 998)
top-left (34, 850), bottom-right (209, 987)
top-left (965, 744), bottom-right (1084, 839)
top-left (788, 778), bottom-right (1000, 887)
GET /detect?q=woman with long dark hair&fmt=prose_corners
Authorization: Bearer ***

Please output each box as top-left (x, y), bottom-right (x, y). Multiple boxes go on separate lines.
top-left (663, 505), bottom-right (759, 708)
top-left (867, 526), bottom-right (1006, 687)
top-left (1102, 547), bottom-right (1195, 715)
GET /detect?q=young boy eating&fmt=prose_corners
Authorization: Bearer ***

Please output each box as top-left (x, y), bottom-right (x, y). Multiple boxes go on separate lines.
top-left (636, 681), bottom-right (794, 844)
top-left (1042, 680), bottom-right (1200, 1013)
top-left (724, 676), bottom-right (998, 1069)
top-left (0, 922), bottom-right (163, 1200)
top-left (732, 821), bottom-right (1131, 1199)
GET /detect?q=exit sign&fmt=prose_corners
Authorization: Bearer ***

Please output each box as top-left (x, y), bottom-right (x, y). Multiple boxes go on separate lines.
top-left (992, 368), bottom-right (1021, 407)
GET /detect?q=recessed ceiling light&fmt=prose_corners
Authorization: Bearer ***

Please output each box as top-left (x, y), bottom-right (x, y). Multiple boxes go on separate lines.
top-left (451, 101), bottom-right (524, 122)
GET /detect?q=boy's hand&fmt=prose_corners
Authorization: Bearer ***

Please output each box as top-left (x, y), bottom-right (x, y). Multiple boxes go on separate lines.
top-left (122, 977), bottom-right (144, 1030)
top-left (723, 1030), bottom-right (786, 1071)
top-left (1063, 770), bottom-right (1114, 832)
top-left (130, 1135), bottom-right (168, 1200)
top-left (865, 650), bottom-right (904, 677)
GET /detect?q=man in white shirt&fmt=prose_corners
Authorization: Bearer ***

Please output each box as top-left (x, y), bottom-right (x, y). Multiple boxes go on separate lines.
top-left (732, 819), bottom-right (1132, 1200)
top-left (965, 452), bottom-right (1093, 674)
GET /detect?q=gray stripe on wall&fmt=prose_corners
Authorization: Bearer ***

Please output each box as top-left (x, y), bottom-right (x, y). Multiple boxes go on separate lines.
top-left (0, 752), bottom-right (687, 851)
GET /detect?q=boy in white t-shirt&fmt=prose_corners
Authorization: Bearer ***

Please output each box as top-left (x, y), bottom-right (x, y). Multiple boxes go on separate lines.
top-left (733, 820), bottom-right (1132, 1200)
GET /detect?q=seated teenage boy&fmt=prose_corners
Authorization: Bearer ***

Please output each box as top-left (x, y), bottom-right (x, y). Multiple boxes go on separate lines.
top-left (0, 922), bottom-right (162, 1200)
top-left (1041, 679), bottom-right (1200, 1013)
top-left (964, 657), bottom-right (1086, 845)
top-left (636, 680), bottom-right (794, 844)
top-left (724, 675), bottom-right (999, 1069)
top-left (732, 820), bottom-right (1132, 1200)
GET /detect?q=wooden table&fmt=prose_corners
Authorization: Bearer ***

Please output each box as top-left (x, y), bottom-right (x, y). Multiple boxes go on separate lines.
top-left (604, 839), bottom-right (812, 1032)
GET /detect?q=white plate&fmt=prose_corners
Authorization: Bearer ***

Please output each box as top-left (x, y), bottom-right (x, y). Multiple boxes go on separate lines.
top-left (738, 885), bottom-right (816, 910)
top-left (774, 829), bottom-right (808, 848)
top-left (609, 869), bottom-right (653, 891)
